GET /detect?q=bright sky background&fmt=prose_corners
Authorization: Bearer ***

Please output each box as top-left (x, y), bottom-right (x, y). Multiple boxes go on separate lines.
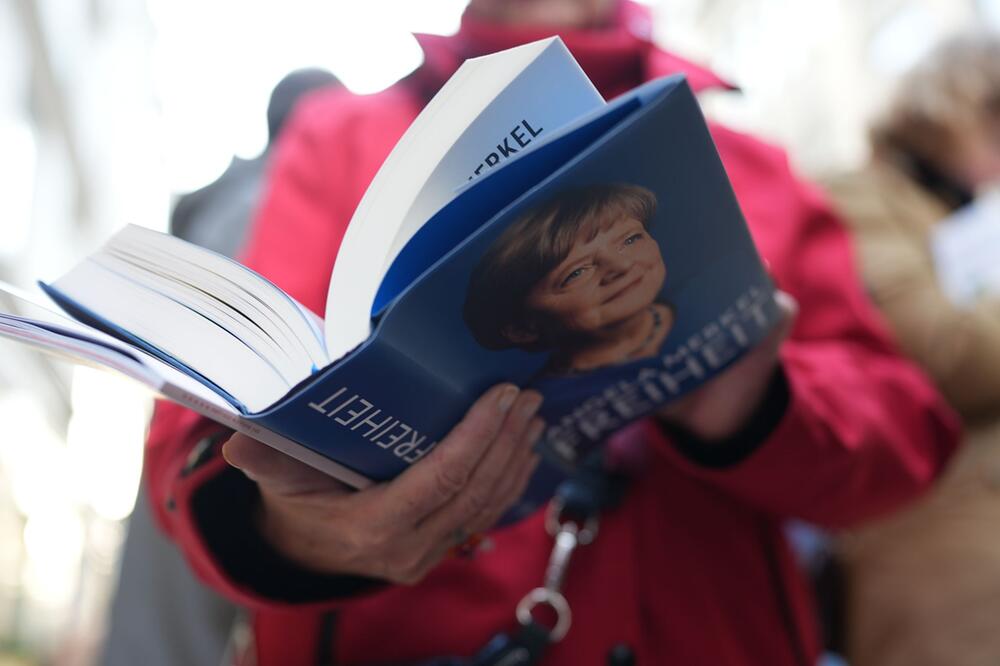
top-left (147, 0), bottom-right (660, 194)
top-left (148, 0), bottom-right (472, 192)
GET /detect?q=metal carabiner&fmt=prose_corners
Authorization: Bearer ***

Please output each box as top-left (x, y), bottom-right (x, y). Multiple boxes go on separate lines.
top-left (543, 524), bottom-right (579, 593)
top-left (515, 587), bottom-right (572, 643)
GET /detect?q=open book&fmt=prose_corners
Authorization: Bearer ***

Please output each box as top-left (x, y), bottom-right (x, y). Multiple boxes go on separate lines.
top-left (1, 37), bottom-right (780, 493)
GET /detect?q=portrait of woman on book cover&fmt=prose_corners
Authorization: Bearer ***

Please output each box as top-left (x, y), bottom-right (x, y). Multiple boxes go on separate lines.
top-left (462, 183), bottom-right (674, 381)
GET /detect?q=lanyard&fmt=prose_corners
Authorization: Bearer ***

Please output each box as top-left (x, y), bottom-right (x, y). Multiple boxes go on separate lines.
top-left (408, 454), bottom-right (630, 666)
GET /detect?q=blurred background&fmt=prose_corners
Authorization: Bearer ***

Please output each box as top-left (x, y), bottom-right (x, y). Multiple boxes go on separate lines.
top-left (0, 0), bottom-right (998, 664)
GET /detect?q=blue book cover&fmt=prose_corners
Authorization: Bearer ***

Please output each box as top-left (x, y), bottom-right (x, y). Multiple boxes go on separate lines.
top-left (16, 62), bottom-right (779, 503)
top-left (246, 76), bottom-right (779, 487)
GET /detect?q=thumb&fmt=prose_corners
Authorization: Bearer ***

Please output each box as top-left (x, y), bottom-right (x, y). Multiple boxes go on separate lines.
top-left (737, 290), bottom-right (797, 373)
top-left (222, 433), bottom-right (351, 496)
top-left (772, 290), bottom-right (798, 342)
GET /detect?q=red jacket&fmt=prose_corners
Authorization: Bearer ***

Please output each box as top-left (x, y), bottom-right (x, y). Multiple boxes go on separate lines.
top-left (146, 8), bottom-right (958, 665)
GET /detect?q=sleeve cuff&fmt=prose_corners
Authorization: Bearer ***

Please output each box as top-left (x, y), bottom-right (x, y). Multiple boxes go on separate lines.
top-left (656, 367), bottom-right (791, 469)
top-left (191, 463), bottom-right (385, 604)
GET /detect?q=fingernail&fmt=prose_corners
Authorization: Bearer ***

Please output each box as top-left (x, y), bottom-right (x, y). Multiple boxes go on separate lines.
top-left (524, 453), bottom-right (542, 477)
top-left (520, 392), bottom-right (544, 418)
top-left (498, 385), bottom-right (520, 413)
top-left (221, 443), bottom-right (239, 468)
top-left (239, 469), bottom-right (259, 482)
top-left (526, 419), bottom-right (546, 446)
top-left (222, 443), bottom-right (255, 479)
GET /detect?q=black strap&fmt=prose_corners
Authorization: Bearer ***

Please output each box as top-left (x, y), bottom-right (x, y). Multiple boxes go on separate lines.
top-left (470, 621), bottom-right (552, 666)
top-left (316, 612), bottom-right (338, 666)
top-left (394, 455), bottom-right (630, 666)
top-left (402, 622), bottom-right (551, 666)
top-left (553, 450), bottom-right (629, 522)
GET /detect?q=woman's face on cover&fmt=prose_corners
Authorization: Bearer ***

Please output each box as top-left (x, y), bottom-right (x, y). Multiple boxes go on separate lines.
top-left (525, 211), bottom-right (665, 338)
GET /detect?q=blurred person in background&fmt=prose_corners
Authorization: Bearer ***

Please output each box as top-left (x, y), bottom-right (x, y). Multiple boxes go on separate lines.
top-left (100, 68), bottom-right (339, 666)
top-left (825, 31), bottom-right (1000, 666)
top-left (170, 67), bottom-right (341, 257)
top-left (143, 1), bottom-right (959, 664)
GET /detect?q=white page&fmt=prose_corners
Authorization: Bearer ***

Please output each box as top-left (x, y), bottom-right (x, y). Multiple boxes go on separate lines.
top-left (51, 258), bottom-right (289, 412)
top-left (0, 320), bottom-right (374, 489)
top-left (0, 279), bottom-right (235, 411)
top-left (932, 189), bottom-right (1000, 306)
top-left (324, 37), bottom-right (605, 362)
top-left (91, 251), bottom-right (302, 383)
top-left (49, 224), bottom-right (338, 411)
top-left (110, 225), bottom-right (327, 369)
top-left (0, 280), bottom-right (373, 488)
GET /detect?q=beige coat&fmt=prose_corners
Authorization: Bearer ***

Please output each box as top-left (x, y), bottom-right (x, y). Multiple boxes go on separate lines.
top-left (825, 161), bottom-right (1000, 666)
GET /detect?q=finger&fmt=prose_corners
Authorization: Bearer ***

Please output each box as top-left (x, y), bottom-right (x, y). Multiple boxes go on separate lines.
top-left (418, 391), bottom-right (542, 535)
top-left (414, 392), bottom-right (543, 542)
top-left (414, 447), bottom-right (543, 576)
top-left (465, 391), bottom-right (543, 502)
top-left (742, 291), bottom-right (797, 370)
top-left (478, 418), bottom-right (544, 516)
top-left (466, 426), bottom-right (544, 535)
top-left (657, 292), bottom-right (796, 424)
top-left (487, 452), bottom-right (543, 528)
top-left (367, 394), bottom-right (541, 580)
top-left (222, 433), bottom-right (351, 496)
top-left (381, 383), bottom-right (522, 522)
top-left (770, 290), bottom-right (798, 344)
top-left (416, 399), bottom-right (542, 543)
top-left (775, 289), bottom-right (798, 319)
top-left (366, 396), bottom-right (540, 581)
top-left (745, 291), bottom-right (795, 361)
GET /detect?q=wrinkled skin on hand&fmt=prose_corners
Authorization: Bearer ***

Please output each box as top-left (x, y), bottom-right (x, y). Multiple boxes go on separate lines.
top-left (223, 384), bottom-right (544, 585)
top-left (224, 293), bottom-right (795, 585)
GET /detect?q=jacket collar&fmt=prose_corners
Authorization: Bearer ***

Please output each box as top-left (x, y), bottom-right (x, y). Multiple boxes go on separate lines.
top-left (644, 47), bottom-right (735, 94)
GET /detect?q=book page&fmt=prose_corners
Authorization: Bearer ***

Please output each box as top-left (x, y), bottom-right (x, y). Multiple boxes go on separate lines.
top-left (0, 279), bottom-right (232, 411)
top-left (0, 279), bottom-right (147, 366)
top-left (0, 281), bottom-right (373, 488)
top-left (47, 223), bottom-right (336, 412)
top-left (109, 225), bottom-right (327, 370)
top-left (49, 258), bottom-right (290, 412)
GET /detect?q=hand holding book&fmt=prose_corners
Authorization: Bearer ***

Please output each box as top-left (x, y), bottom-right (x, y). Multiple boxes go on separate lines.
top-left (221, 293), bottom-right (793, 585)
top-left (658, 291), bottom-right (797, 442)
top-left (224, 384), bottom-right (544, 583)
